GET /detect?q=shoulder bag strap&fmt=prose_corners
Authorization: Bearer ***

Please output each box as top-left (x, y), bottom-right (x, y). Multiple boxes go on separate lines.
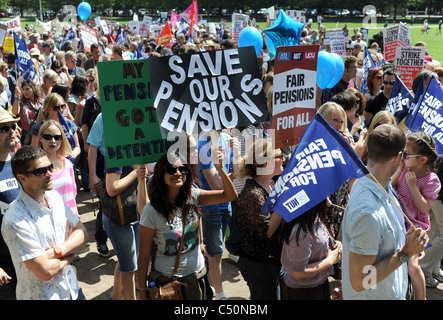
top-left (172, 215), bottom-right (185, 278)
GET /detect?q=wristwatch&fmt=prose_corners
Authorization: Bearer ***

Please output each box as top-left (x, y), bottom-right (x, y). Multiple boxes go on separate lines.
top-left (53, 246), bottom-right (63, 258)
top-left (396, 249), bottom-right (409, 263)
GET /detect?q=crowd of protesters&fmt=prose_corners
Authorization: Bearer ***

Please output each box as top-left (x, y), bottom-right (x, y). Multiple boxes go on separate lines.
top-left (0, 13), bottom-right (441, 301)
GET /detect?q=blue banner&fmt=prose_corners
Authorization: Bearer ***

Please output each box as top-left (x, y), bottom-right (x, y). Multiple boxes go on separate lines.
top-left (115, 26), bottom-right (128, 45)
top-left (404, 75), bottom-right (426, 129)
top-left (261, 113), bottom-right (369, 222)
top-left (405, 76), bottom-right (443, 157)
top-left (360, 46), bottom-right (376, 93)
top-left (385, 75), bottom-right (414, 123)
top-left (57, 109), bottom-right (76, 150)
top-left (13, 32), bottom-right (35, 81)
top-left (176, 17), bottom-right (190, 36)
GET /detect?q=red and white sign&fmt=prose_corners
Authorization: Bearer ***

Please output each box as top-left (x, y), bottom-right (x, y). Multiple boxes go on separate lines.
top-left (395, 46), bottom-right (425, 90)
top-left (273, 45), bottom-right (319, 149)
top-left (1, 16), bottom-right (21, 32)
top-left (79, 24), bottom-right (98, 52)
top-left (383, 24), bottom-right (411, 61)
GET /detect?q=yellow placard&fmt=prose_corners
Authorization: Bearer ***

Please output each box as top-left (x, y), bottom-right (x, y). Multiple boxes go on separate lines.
top-left (4, 37), bottom-right (14, 52)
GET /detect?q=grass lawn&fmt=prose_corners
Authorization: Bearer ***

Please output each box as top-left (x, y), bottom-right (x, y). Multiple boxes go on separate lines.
top-left (7, 16), bottom-right (443, 63)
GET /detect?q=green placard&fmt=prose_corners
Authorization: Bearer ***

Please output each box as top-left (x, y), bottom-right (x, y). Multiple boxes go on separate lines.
top-left (97, 60), bottom-right (169, 168)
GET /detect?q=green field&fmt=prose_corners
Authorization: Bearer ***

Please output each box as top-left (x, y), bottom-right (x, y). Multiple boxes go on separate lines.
top-left (7, 16), bottom-right (443, 63)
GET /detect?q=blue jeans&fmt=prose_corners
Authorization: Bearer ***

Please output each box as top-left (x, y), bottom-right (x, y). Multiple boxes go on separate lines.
top-left (202, 208), bottom-right (231, 257)
top-left (103, 214), bottom-right (139, 272)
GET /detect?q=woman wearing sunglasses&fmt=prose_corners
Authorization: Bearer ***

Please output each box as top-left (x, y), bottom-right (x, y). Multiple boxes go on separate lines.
top-left (138, 150), bottom-right (238, 300)
top-left (37, 120), bottom-right (78, 216)
top-left (29, 93), bottom-right (81, 162)
top-left (364, 67), bottom-right (383, 101)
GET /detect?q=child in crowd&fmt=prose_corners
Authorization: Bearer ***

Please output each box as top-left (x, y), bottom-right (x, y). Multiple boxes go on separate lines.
top-left (392, 132), bottom-right (441, 300)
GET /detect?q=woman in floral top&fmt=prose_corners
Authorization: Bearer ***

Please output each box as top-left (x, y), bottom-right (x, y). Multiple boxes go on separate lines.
top-left (236, 138), bottom-right (285, 300)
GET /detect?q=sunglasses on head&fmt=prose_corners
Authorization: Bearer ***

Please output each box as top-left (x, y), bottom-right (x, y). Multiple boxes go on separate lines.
top-left (383, 80), bottom-right (395, 85)
top-left (0, 123), bottom-right (16, 133)
top-left (27, 163), bottom-right (54, 176)
top-left (166, 165), bottom-right (189, 175)
top-left (41, 133), bottom-right (62, 141)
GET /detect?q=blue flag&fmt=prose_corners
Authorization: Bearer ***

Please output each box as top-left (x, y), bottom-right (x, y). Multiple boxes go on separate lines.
top-left (57, 109), bottom-right (76, 151)
top-left (13, 32), bottom-right (35, 81)
top-left (385, 76), bottom-right (414, 123)
top-left (360, 46), bottom-right (376, 93)
top-left (261, 113), bottom-right (369, 222)
top-left (116, 26), bottom-right (128, 45)
top-left (405, 77), bottom-right (443, 157)
top-left (405, 76), bottom-right (426, 129)
top-left (176, 17), bottom-right (190, 36)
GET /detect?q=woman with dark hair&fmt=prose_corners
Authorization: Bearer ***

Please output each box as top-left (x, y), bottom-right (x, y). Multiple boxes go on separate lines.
top-left (280, 200), bottom-right (342, 300)
top-left (137, 151), bottom-right (238, 300)
top-left (11, 79), bottom-right (43, 145)
top-left (67, 75), bottom-right (89, 126)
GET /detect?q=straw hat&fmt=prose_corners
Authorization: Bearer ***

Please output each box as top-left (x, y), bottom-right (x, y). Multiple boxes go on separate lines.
top-left (0, 108), bottom-right (19, 125)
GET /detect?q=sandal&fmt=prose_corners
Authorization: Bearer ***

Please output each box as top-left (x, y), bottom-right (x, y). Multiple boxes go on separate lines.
top-left (330, 286), bottom-right (343, 300)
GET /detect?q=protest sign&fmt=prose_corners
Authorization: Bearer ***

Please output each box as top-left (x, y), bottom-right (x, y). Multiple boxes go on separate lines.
top-left (331, 40), bottom-right (346, 57)
top-left (395, 46), bottom-right (425, 90)
top-left (231, 13), bottom-right (249, 44)
top-left (1, 16), bottom-right (21, 32)
top-left (385, 75), bottom-right (414, 123)
top-left (262, 112), bottom-right (369, 222)
top-left (323, 30), bottom-right (346, 46)
top-left (3, 37), bottom-right (13, 52)
top-left (405, 77), bottom-right (443, 157)
top-left (147, 46), bottom-right (270, 137)
top-left (128, 21), bottom-right (140, 35)
top-left (272, 45), bottom-right (319, 149)
top-left (97, 60), bottom-right (168, 167)
top-left (0, 24), bottom-right (7, 45)
top-left (79, 24), bottom-right (98, 52)
top-left (383, 23), bottom-right (411, 61)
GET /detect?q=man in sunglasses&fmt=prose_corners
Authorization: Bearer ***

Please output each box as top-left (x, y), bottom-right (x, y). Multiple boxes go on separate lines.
top-left (363, 67), bottom-right (400, 126)
top-left (1, 146), bottom-right (89, 299)
top-left (0, 108), bottom-right (20, 299)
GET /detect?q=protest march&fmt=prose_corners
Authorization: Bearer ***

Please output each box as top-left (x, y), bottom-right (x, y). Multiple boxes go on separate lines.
top-left (0, 1), bottom-right (442, 306)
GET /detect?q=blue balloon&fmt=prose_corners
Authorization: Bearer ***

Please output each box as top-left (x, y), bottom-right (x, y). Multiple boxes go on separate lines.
top-left (78, 2), bottom-right (92, 21)
top-left (316, 51), bottom-right (335, 90)
top-left (265, 34), bottom-right (276, 57)
top-left (238, 26), bottom-right (263, 57)
top-left (263, 9), bottom-right (304, 48)
top-left (326, 53), bottom-right (345, 89)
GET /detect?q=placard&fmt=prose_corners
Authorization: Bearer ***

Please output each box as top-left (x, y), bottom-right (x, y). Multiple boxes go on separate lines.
top-left (97, 60), bottom-right (167, 167)
top-left (383, 24), bottom-right (411, 61)
top-left (147, 47), bottom-right (270, 137)
top-left (272, 45), bottom-right (319, 149)
top-left (395, 46), bottom-right (425, 90)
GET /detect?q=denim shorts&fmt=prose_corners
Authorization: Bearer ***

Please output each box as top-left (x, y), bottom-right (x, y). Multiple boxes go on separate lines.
top-left (201, 208), bottom-right (232, 257)
top-left (103, 214), bottom-right (139, 272)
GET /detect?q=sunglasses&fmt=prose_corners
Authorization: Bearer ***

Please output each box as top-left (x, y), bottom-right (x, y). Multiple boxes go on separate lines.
top-left (41, 134), bottom-right (62, 141)
top-left (165, 165), bottom-right (189, 175)
top-left (0, 123), bottom-right (16, 133)
top-left (88, 78), bottom-right (95, 83)
top-left (402, 151), bottom-right (422, 160)
top-left (274, 154), bottom-right (285, 160)
top-left (383, 80), bottom-right (395, 85)
top-left (376, 75), bottom-right (383, 79)
top-left (27, 163), bottom-right (54, 176)
top-left (53, 104), bottom-right (66, 111)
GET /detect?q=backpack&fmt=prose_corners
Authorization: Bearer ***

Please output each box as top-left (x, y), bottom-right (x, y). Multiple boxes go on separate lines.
top-left (225, 204), bottom-right (242, 256)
